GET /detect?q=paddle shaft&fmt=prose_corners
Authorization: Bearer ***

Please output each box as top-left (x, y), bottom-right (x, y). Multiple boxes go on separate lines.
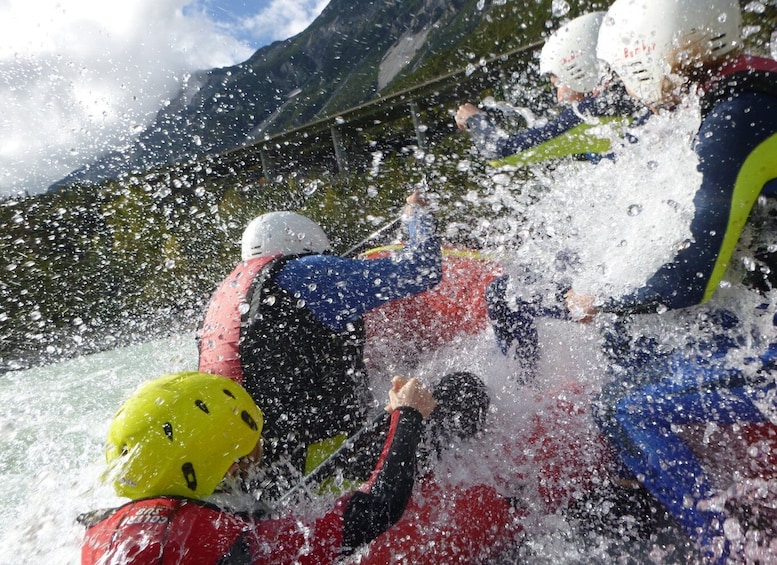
top-left (342, 217), bottom-right (402, 258)
top-left (278, 411), bottom-right (389, 506)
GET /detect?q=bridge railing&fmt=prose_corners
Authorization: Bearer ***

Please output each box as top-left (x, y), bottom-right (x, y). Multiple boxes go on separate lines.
top-left (210, 42), bottom-right (543, 182)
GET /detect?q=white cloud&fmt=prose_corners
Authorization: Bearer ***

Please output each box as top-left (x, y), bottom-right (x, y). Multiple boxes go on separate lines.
top-left (0, 0), bottom-right (255, 197)
top-left (241, 0), bottom-right (330, 46)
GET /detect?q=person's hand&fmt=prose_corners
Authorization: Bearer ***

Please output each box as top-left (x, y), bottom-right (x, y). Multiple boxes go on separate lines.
top-left (405, 188), bottom-right (428, 208)
top-left (402, 188), bottom-right (431, 217)
top-left (386, 376), bottom-right (436, 418)
top-left (454, 103), bottom-right (484, 129)
top-left (565, 289), bottom-right (597, 323)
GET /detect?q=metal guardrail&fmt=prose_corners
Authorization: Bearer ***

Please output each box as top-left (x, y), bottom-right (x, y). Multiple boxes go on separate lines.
top-left (212, 41), bottom-right (543, 180)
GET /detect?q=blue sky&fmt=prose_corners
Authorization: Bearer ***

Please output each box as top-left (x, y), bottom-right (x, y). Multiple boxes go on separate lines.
top-left (187, 0), bottom-right (331, 50)
top-left (0, 0), bottom-right (330, 197)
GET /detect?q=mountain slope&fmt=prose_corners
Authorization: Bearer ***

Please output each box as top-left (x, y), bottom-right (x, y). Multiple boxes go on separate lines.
top-left (50, 0), bottom-right (776, 191)
top-left (53, 0), bottom-right (555, 189)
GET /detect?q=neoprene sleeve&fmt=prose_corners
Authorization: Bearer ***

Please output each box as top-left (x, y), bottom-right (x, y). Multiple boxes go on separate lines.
top-left (341, 407), bottom-right (423, 553)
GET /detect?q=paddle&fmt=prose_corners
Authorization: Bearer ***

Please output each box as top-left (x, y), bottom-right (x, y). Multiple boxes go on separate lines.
top-left (342, 217), bottom-right (402, 258)
top-left (277, 411), bottom-right (389, 507)
top-left (342, 181), bottom-right (431, 258)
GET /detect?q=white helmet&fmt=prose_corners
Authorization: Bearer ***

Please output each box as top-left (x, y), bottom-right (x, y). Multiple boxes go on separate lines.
top-left (597, 0), bottom-right (742, 105)
top-left (540, 12), bottom-right (606, 94)
top-left (241, 211), bottom-right (331, 260)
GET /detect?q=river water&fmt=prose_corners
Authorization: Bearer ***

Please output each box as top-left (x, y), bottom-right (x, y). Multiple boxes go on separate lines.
top-left (0, 98), bottom-right (773, 563)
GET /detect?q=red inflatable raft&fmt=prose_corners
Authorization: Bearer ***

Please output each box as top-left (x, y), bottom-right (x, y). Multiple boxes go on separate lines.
top-left (356, 245), bottom-right (777, 563)
top-left (362, 245), bottom-right (503, 367)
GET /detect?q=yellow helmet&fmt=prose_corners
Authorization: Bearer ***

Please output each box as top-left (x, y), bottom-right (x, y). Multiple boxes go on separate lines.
top-left (105, 371), bottom-right (263, 500)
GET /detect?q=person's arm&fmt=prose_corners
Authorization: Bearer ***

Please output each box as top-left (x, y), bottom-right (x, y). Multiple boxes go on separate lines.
top-left (464, 102), bottom-right (633, 164)
top-left (275, 202), bottom-right (442, 332)
top-left (462, 113), bottom-right (513, 159)
top-left (462, 89), bottom-right (650, 164)
top-left (341, 376), bottom-right (435, 553)
top-left (340, 406), bottom-right (422, 551)
top-left (255, 378), bottom-right (434, 563)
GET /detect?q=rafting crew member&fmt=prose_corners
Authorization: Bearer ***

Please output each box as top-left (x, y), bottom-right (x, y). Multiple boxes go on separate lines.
top-left (458, 13), bottom-right (648, 381)
top-left (79, 370), bottom-right (436, 564)
top-left (454, 11), bottom-right (649, 168)
top-left (564, 0), bottom-right (777, 562)
top-left (197, 190), bottom-right (441, 491)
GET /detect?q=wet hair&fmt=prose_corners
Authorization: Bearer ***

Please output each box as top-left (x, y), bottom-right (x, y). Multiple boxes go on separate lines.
top-left (428, 371), bottom-right (490, 441)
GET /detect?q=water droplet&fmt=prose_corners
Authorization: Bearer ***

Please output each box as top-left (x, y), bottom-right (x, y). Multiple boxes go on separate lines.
top-left (745, 1), bottom-right (766, 14)
top-left (627, 204), bottom-right (643, 216)
top-left (551, 0), bottom-right (570, 17)
top-left (303, 180), bottom-right (322, 196)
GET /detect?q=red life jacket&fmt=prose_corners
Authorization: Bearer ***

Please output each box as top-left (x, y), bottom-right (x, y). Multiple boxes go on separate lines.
top-left (197, 256), bottom-right (277, 384)
top-left (80, 409), bottom-right (422, 564)
top-left (81, 495), bottom-right (350, 565)
top-left (700, 54), bottom-right (777, 116)
top-left (81, 497), bottom-right (252, 564)
top-left (197, 254), bottom-right (371, 472)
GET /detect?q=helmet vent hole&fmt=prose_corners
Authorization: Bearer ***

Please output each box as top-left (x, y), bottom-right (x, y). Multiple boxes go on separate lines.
top-left (241, 410), bottom-right (259, 431)
top-left (181, 462), bottom-right (197, 491)
top-left (195, 400), bottom-right (210, 414)
top-left (162, 422), bottom-right (174, 441)
top-left (223, 389), bottom-right (236, 399)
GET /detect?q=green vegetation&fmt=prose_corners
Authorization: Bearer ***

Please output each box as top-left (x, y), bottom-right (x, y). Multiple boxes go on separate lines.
top-left (0, 126), bottom-right (491, 370)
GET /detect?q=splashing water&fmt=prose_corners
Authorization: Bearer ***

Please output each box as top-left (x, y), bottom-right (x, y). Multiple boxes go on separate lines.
top-left (0, 336), bottom-right (197, 564)
top-left (2, 95), bottom-right (775, 563)
top-left (551, 0), bottom-right (571, 18)
top-left (480, 99), bottom-right (702, 301)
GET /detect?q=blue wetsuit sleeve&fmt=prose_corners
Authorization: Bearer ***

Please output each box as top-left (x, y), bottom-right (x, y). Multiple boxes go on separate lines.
top-left (466, 87), bottom-right (646, 160)
top-left (275, 207), bottom-right (442, 332)
top-left (465, 107), bottom-right (585, 158)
